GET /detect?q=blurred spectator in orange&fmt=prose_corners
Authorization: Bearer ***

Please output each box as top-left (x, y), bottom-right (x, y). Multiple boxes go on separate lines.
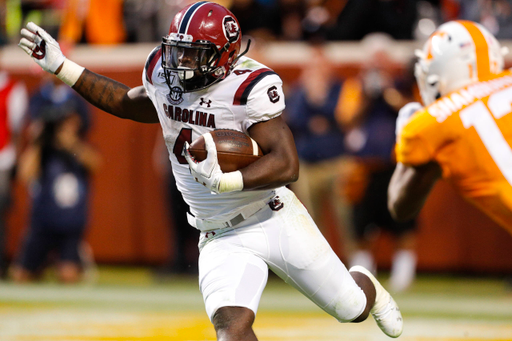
top-left (59, 0), bottom-right (125, 47)
top-left (124, 0), bottom-right (162, 42)
top-left (12, 75), bottom-right (100, 283)
top-left (0, 46), bottom-right (28, 279)
top-left (285, 43), bottom-right (355, 259)
top-left (337, 33), bottom-right (418, 292)
top-left (5, 0), bottom-right (125, 47)
top-left (5, 0), bottom-right (64, 42)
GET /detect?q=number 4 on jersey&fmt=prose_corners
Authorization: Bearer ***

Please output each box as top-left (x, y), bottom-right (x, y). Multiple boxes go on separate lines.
top-left (174, 128), bottom-right (192, 164)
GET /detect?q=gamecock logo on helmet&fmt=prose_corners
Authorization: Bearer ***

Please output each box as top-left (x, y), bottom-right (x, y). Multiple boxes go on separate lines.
top-left (223, 16), bottom-right (240, 42)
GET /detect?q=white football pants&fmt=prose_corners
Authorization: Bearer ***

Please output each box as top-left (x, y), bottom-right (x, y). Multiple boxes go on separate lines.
top-left (198, 187), bottom-right (366, 323)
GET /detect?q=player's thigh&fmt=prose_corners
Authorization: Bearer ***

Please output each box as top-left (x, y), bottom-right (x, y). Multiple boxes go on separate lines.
top-left (268, 188), bottom-right (366, 322)
top-left (199, 234), bottom-right (269, 322)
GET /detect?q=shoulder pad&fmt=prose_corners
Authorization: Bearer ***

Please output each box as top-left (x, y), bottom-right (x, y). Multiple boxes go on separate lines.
top-left (233, 68), bottom-right (277, 105)
top-left (144, 46), bottom-right (162, 85)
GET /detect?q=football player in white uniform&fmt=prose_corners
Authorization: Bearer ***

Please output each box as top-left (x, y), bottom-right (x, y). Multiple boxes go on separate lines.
top-left (18, 2), bottom-right (403, 339)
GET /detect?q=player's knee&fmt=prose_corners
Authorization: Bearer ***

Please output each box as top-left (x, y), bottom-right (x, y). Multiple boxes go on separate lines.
top-left (349, 271), bottom-right (375, 323)
top-left (213, 306), bottom-right (255, 339)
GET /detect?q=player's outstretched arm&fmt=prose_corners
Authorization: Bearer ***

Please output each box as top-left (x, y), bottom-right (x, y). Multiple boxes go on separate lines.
top-left (71, 70), bottom-right (158, 123)
top-left (388, 161), bottom-right (442, 221)
top-left (19, 22), bottom-right (158, 123)
top-left (244, 115), bottom-right (299, 190)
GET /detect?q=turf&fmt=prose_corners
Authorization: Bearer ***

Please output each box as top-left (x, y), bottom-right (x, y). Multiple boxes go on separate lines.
top-left (0, 267), bottom-right (511, 341)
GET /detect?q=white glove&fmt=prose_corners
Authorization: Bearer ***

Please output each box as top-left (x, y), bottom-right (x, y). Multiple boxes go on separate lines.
top-left (18, 22), bottom-right (65, 74)
top-left (184, 133), bottom-right (224, 194)
top-left (396, 102), bottom-right (422, 137)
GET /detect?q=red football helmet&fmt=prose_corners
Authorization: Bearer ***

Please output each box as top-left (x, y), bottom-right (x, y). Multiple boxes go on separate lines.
top-left (162, 1), bottom-right (250, 92)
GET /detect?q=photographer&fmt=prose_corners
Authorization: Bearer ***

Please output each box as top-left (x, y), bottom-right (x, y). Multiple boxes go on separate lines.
top-left (12, 76), bottom-right (100, 283)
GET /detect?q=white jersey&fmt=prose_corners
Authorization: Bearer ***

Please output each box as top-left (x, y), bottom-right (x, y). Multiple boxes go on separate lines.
top-left (142, 49), bottom-right (286, 223)
top-left (142, 47), bottom-right (387, 333)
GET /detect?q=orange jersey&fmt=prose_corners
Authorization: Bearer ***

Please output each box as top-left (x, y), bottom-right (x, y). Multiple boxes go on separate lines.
top-left (396, 70), bottom-right (512, 232)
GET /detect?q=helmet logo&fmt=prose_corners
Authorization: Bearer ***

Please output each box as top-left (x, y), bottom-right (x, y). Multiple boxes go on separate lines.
top-left (167, 86), bottom-right (184, 105)
top-left (426, 31), bottom-right (447, 60)
top-left (223, 16), bottom-right (240, 42)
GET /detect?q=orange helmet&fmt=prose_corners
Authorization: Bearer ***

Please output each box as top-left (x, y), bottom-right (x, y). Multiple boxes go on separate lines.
top-left (415, 20), bottom-right (507, 105)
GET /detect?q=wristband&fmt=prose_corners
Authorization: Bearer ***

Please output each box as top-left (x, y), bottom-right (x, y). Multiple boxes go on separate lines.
top-left (56, 59), bottom-right (85, 87)
top-left (218, 171), bottom-right (244, 193)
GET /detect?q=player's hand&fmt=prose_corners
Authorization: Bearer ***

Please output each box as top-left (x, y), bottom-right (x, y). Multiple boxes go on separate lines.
top-left (396, 102), bottom-right (422, 137)
top-left (18, 22), bottom-right (65, 74)
top-left (184, 133), bottom-right (223, 194)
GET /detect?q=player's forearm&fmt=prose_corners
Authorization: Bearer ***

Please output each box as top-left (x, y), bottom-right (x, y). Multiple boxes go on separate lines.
top-left (241, 148), bottom-right (299, 190)
top-left (54, 64), bottom-right (158, 123)
top-left (388, 162), bottom-right (441, 221)
top-left (19, 22), bottom-right (157, 123)
top-left (71, 69), bottom-right (130, 118)
top-left (243, 116), bottom-right (299, 190)
top-left (70, 69), bottom-right (156, 123)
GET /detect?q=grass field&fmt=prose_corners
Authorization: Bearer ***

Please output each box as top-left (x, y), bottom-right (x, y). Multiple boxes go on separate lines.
top-left (0, 267), bottom-right (511, 341)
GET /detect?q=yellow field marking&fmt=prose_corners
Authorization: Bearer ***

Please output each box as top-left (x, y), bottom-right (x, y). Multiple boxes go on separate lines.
top-left (1, 308), bottom-right (511, 341)
top-left (1, 274), bottom-right (511, 340)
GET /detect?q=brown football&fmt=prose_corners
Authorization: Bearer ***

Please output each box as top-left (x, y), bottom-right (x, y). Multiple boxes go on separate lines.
top-left (188, 129), bottom-right (263, 172)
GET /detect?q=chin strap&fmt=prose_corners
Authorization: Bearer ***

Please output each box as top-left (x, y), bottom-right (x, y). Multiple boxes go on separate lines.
top-left (232, 39), bottom-right (251, 65)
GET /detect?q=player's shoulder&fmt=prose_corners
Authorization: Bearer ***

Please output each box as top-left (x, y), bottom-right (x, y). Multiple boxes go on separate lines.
top-left (229, 56), bottom-right (283, 106)
top-left (143, 45), bottom-right (163, 86)
top-left (232, 56), bottom-right (274, 73)
top-left (403, 104), bottom-right (436, 129)
top-left (423, 70), bottom-right (512, 124)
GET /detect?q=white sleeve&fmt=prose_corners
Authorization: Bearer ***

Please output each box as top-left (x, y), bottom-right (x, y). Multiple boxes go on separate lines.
top-left (142, 46), bottom-right (162, 101)
top-left (141, 67), bottom-right (152, 97)
top-left (243, 74), bottom-right (286, 131)
top-left (8, 82), bottom-right (28, 133)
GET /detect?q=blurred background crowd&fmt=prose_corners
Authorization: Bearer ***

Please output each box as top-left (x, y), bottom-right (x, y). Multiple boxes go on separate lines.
top-left (2, 0), bottom-right (512, 45)
top-left (0, 0), bottom-right (511, 290)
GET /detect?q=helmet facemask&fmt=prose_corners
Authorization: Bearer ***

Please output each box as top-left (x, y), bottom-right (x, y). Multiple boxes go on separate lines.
top-left (414, 52), bottom-right (441, 106)
top-left (162, 36), bottom-right (224, 93)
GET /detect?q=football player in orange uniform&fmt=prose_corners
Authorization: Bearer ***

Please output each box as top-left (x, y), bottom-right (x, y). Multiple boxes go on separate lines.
top-left (389, 20), bottom-right (512, 233)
